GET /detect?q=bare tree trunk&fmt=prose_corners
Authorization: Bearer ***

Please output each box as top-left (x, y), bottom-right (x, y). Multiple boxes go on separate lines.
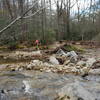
top-left (5, 0), bottom-right (13, 19)
top-left (89, 0), bottom-right (92, 20)
top-left (49, 0), bottom-right (52, 28)
top-left (66, 0), bottom-right (71, 39)
top-left (12, 0), bottom-right (17, 18)
top-left (57, 1), bottom-right (60, 40)
top-left (41, 0), bottom-right (46, 44)
top-left (18, 0), bottom-right (25, 42)
top-left (76, 0), bottom-right (80, 22)
top-left (56, 0), bottom-right (63, 40)
top-left (92, 0), bottom-right (96, 24)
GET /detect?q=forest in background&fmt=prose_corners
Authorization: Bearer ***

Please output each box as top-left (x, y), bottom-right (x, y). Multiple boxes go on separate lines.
top-left (0, 0), bottom-right (100, 46)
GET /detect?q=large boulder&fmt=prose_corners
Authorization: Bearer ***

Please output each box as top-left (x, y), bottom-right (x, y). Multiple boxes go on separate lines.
top-left (67, 51), bottom-right (78, 63)
top-left (56, 49), bottom-right (67, 56)
top-left (49, 56), bottom-right (59, 65)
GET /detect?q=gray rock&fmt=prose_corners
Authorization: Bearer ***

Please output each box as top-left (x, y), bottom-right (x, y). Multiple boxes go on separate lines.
top-left (49, 56), bottom-right (59, 65)
top-left (56, 49), bottom-right (67, 56)
top-left (77, 61), bottom-right (86, 67)
top-left (86, 58), bottom-right (96, 67)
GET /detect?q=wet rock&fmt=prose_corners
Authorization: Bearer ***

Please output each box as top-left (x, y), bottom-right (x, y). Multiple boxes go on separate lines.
top-left (92, 60), bottom-right (100, 69)
top-left (27, 60), bottom-right (42, 70)
top-left (49, 56), bottom-right (59, 65)
top-left (31, 51), bottom-right (42, 56)
top-left (89, 69), bottom-right (100, 75)
top-left (15, 50), bottom-right (42, 60)
top-left (23, 80), bottom-right (32, 94)
top-left (56, 49), bottom-right (67, 56)
top-left (77, 61), bottom-right (86, 68)
top-left (56, 49), bottom-right (78, 64)
top-left (70, 57), bottom-right (77, 63)
top-left (57, 50), bottom-right (78, 60)
top-left (86, 58), bottom-right (96, 67)
top-left (84, 74), bottom-right (100, 82)
top-left (68, 51), bottom-right (78, 63)
top-left (44, 62), bottom-right (53, 67)
top-left (66, 51), bottom-right (78, 57)
top-left (27, 60), bottom-right (54, 71)
top-left (19, 68), bottom-right (24, 71)
top-left (3, 56), bottom-right (8, 60)
top-left (0, 89), bottom-right (7, 94)
top-left (82, 67), bottom-right (90, 74)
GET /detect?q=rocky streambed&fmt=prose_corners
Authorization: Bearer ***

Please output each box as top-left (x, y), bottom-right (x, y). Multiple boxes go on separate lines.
top-left (0, 48), bottom-right (100, 100)
top-left (0, 70), bottom-right (100, 100)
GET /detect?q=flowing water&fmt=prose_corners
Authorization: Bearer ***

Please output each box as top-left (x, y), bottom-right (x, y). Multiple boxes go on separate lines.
top-left (0, 48), bottom-right (100, 100)
top-left (0, 71), bottom-right (100, 100)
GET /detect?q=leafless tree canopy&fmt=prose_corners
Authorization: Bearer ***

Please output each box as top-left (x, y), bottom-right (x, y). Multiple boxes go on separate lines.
top-left (0, 0), bottom-right (100, 44)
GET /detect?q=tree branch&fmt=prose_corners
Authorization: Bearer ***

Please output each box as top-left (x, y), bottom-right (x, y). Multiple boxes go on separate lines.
top-left (0, 17), bottom-right (21, 34)
top-left (23, 2), bottom-right (55, 19)
top-left (0, 0), bottom-right (40, 35)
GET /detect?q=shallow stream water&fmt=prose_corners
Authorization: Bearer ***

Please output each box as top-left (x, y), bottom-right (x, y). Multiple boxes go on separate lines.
top-left (0, 71), bottom-right (100, 100)
top-left (0, 48), bottom-right (100, 100)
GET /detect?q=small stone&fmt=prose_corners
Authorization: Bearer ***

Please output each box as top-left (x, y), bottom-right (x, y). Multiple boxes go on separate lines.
top-left (3, 56), bottom-right (7, 59)
top-left (46, 69), bottom-right (51, 72)
top-left (63, 60), bottom-right (70, 65)
top-left (27, 64), bottom-right (33, 70)
top-left (76, 65), bottom-right (81, 69)
top-left (77, 61), bottom-right (86, 67)
top-left (19, 68), bottom-right (24, 71)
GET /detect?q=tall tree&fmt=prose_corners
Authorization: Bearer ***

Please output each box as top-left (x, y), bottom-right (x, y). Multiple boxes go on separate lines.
top-left (5, 0), bottom-right (13, 19)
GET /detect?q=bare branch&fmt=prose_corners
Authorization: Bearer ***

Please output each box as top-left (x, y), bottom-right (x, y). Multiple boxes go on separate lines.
top-left (0, 0), bottom-right (40, 35)
top-left (70, 0), bottom-right (79, 9)
top-left (23, 2), bottom-right (55, 19)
